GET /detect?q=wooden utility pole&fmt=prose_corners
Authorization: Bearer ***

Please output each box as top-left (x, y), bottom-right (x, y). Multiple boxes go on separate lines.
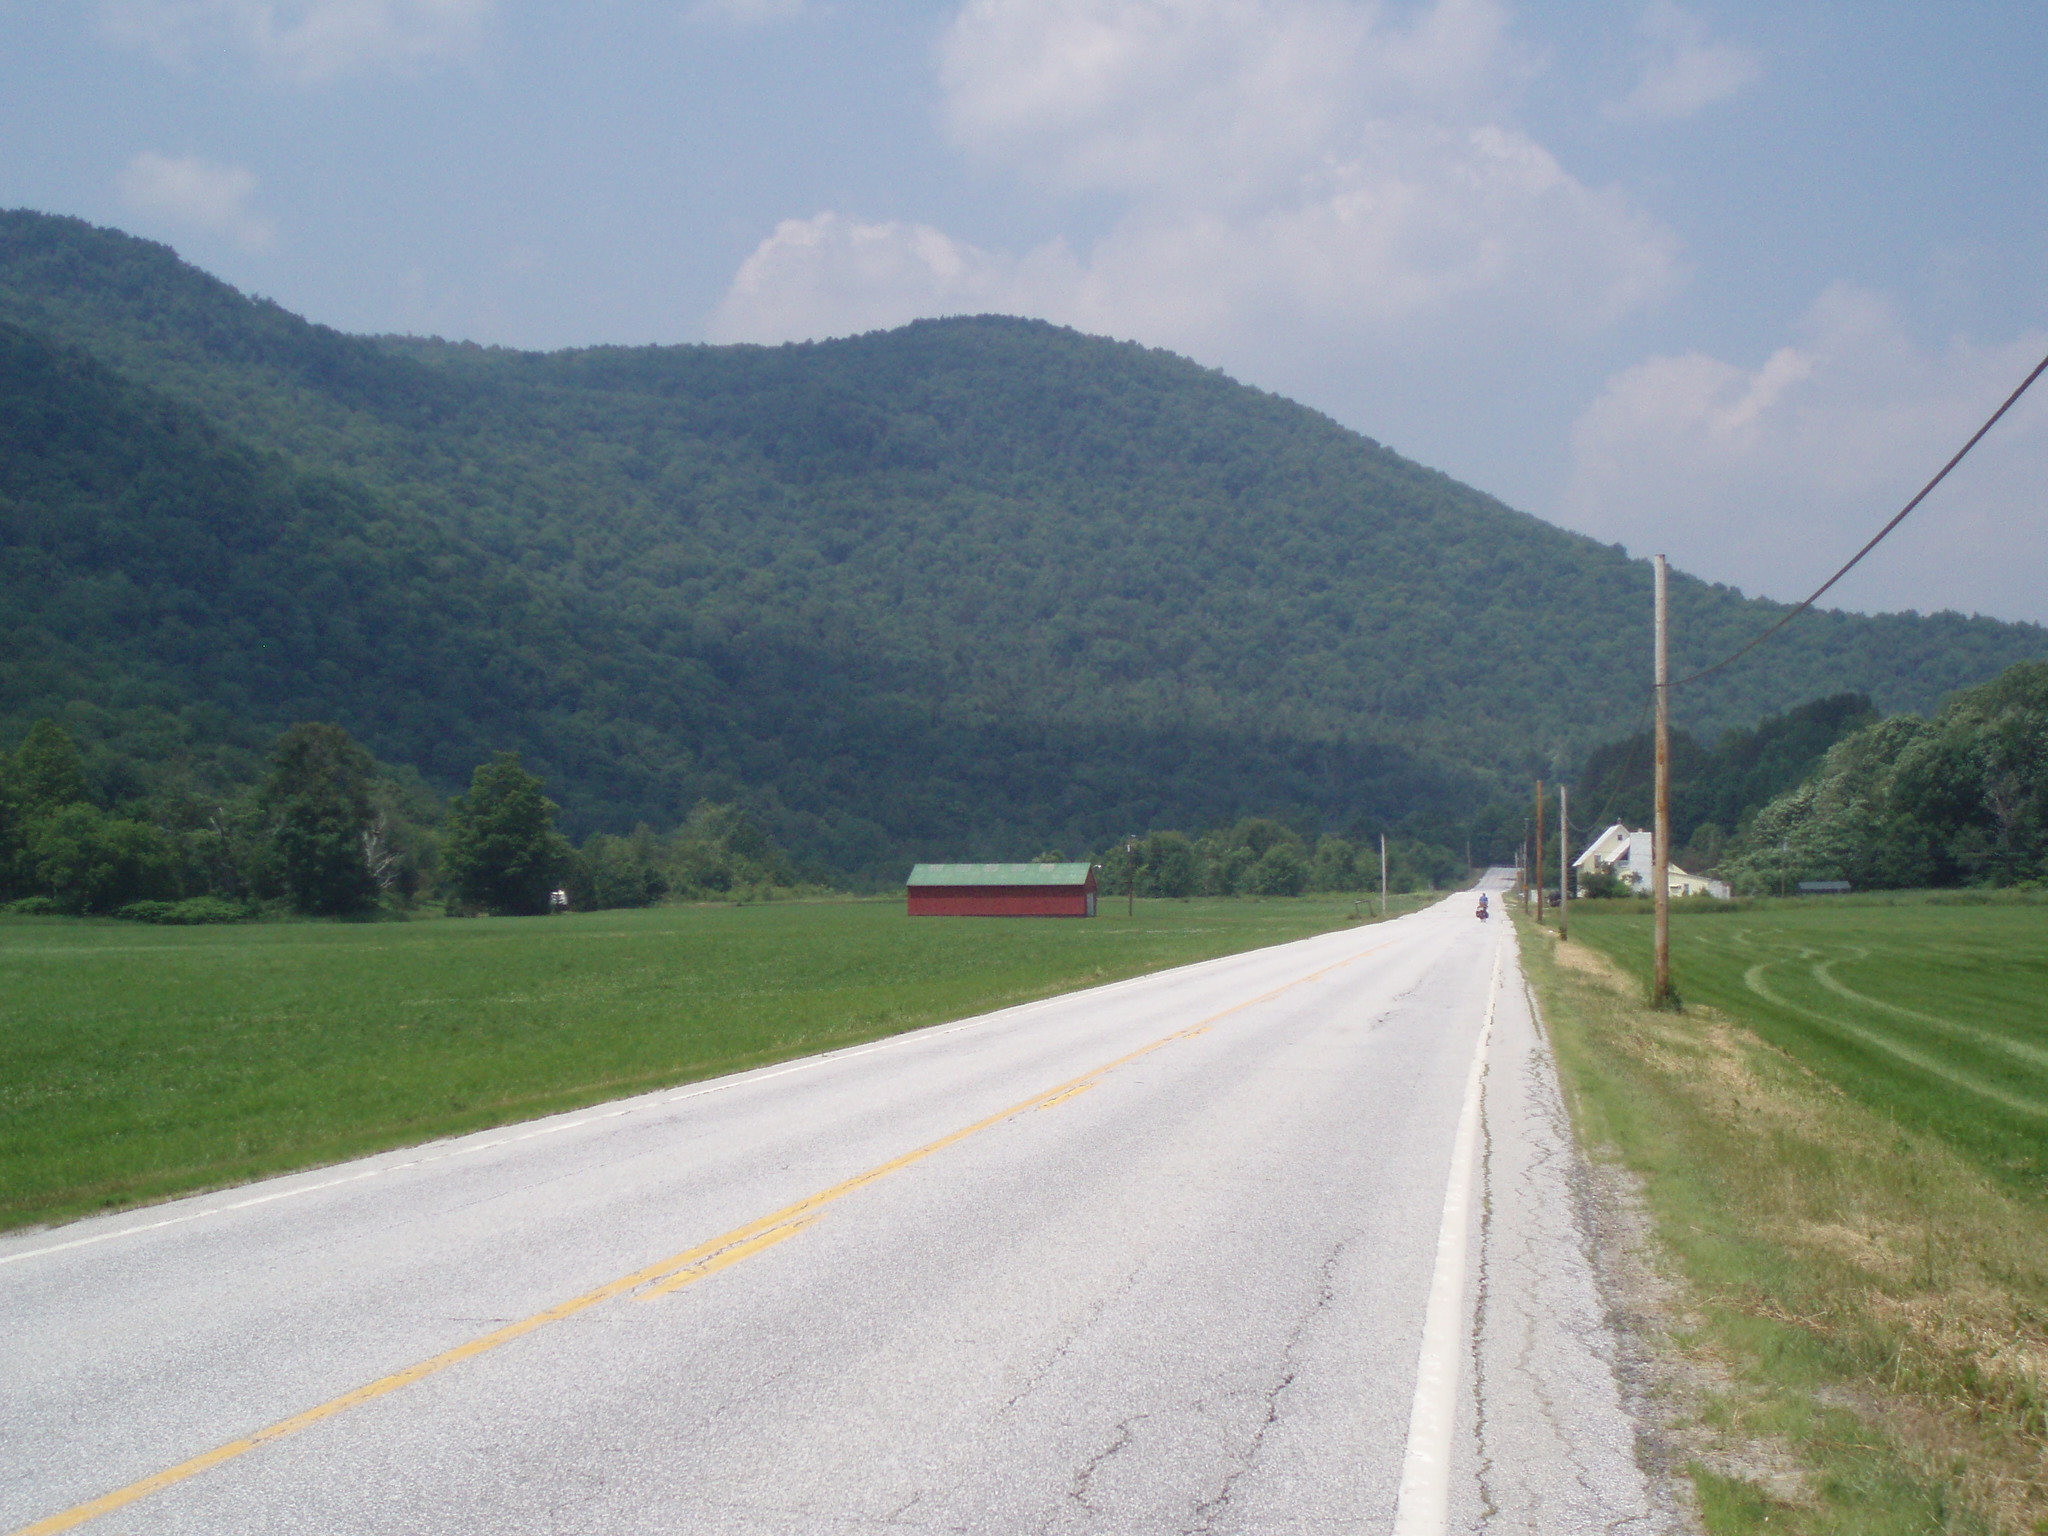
top-left (1558, 781), bottom-right (1570, 941)
top-left (1126, 835), bottom-right (1137, 917)
top-left (1379, 832), bottom-right (1389, 918)
top-left (1653, 555), bottom-right (1673, 1005)
top-left (1535, 779), bottom-right (1546, 923)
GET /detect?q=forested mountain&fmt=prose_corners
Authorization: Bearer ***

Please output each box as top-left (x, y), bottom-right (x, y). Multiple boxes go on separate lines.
top-left (2, 209), bottom-right (2042, 880)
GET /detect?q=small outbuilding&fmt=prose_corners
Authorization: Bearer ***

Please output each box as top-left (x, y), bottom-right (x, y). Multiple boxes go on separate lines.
top-left (906, 862), bottom-right (1099, 918)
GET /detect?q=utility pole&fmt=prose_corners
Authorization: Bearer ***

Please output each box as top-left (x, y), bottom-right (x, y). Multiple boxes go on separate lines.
top-left (1535, 779), bottom-right (1546, 923)
top-left (1558, 781), bottom-right (1570, 942)
top-left (1125, 836), bottom-right (1138, 917)
top-left (1653, 554), bottom-right (1673, 1006)
top-left (1379, 832), bottom-right (1388, 919)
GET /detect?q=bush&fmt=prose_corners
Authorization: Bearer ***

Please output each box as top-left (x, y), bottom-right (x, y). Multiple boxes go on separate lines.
top-left (1312, 836), bottom-right (1362, 891)
top-left (1146, 832), bottom-right (1199, 897)
top-left (567, 831), bottom-right (667, 910)
top-left (25, 805), bottom-right (182, 913)
top-left (4, 895), bottom-right (60, 915)
top-left (116, 896), bottom-right (258, 924)
top-left (1250, 842), bottom-right (1310, 896)
top-left (1577, 868), bottom-right (1631, 899)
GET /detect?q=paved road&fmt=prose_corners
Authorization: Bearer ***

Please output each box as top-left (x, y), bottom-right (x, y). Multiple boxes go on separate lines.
top-left (3, 882), bottom-right (1673, 1534)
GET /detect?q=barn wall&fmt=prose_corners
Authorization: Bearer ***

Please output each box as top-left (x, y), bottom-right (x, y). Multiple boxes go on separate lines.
top-left (907, 885), bottom-right (1093, 917)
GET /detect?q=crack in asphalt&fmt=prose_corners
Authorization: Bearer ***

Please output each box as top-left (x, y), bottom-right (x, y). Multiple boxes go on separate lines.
top-left (876, 1488), bottom-right (933, 1528)
top-left (1178, 1236), bottom-right (1352, 1535)
top-left (1471, 1052), bottom-right (1501, 1530)
top-left (999, 1264), bottom-right (1148, 1419)
top-left (1058, 1410), bottom-right (1150, 1526)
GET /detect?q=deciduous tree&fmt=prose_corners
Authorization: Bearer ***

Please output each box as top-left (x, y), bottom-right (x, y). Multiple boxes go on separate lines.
top-left (443, 753), bottom-right (569, 916)
top-left (261, 723), bottom-right (379, 916)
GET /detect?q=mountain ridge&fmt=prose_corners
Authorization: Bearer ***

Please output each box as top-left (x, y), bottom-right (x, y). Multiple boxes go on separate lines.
top-left (2, 208), bottom-right (2040, 877)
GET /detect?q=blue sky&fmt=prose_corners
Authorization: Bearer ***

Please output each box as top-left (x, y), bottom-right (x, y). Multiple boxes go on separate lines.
top-left (5, 0), bottom-right (2046, 623)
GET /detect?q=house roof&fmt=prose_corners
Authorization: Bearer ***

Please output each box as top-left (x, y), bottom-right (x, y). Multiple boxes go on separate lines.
top-left (907, 862), bottom-right (1095, 887)
top-left (1574, 821), bottom-right (1637, 869)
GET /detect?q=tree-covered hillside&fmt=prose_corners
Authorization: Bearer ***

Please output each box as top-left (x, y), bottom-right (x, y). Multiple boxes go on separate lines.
top-left (1719, 661), bottom-right (2048, 892)
top-left (1, 209), bottom-right (2042, 880)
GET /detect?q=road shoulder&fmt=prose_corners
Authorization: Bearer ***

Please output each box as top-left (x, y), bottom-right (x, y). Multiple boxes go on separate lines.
top-left (1450, 916), bottom-right (1696, 1534)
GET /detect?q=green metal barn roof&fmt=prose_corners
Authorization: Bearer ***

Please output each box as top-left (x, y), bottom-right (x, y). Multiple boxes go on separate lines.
top-left (906, 863), bottom-right (1096, 887)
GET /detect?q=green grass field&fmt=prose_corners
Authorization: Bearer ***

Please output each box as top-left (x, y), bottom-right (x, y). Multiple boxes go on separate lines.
top-left (0, 894), bottom-right (1412, 1232)
top-left (1566, 895), bottom-right (2048, 1194)
top-left (1528, 895), bottom-right (2048, 1535)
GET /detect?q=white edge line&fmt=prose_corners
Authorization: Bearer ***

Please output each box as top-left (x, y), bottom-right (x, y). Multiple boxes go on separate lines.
top-left (1390, 929), bottom-right (1502, 1536)
top-left (1, 906), bottom-right (1444, 1269)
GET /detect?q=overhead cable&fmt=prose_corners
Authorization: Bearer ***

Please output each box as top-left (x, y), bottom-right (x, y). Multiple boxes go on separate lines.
top-left (1666, 345), bottom-right (2048, 691)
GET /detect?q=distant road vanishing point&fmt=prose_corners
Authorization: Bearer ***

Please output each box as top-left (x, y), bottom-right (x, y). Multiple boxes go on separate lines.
top-left (4, 881), bottom-right (1671, 1534)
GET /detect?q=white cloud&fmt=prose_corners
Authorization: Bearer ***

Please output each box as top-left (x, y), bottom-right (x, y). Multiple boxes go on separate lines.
top-left (117, 150), bottom-right (277, 251)
top-left (936, 0), bottom-right (1516, 200)
top-left (711, 0), bottom-right (1679, 371)
top-left (1563, 285), bottom-right (2048, 621)
top-left (99, 0), bottom-right (492, 82)
top-left (1606, 0), bottom-right (1759, 123)
top-left (713, 213), bottom-right (1033, 341)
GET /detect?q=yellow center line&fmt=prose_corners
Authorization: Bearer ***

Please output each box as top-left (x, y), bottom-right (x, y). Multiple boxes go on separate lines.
top-left (11, 937), bottom-right (1391, 1536)
top-left (1032, 1083), bottom-right (1097, 1111)
top-left (638, 1214), bottom-right (820, 1300)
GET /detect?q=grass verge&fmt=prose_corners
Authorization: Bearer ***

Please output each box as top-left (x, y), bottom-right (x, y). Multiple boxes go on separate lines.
top-left (1520, 899), bottom-right (2048, 1534)
top-left (1, 893), bottom-right (1422, 1232)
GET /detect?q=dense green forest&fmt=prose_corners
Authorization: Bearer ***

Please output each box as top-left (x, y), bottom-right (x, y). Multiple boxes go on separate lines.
top-left (3, 209), bottom-right (2042, 882)
top-left (1716, 662), bottom-right (2048, 892)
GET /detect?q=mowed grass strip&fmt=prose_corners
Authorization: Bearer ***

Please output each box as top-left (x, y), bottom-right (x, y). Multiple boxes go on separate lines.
top-left (1527, 898), bottom-right (2048, 1535)
top-left (1, 894), bottom-right (1402, 1232)
top-left (1575, 897), bottom-right (2048, 1191)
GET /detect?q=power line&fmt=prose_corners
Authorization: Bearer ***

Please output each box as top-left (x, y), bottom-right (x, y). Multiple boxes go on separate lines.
top-left (1667, 345), bottom-right (2048, 692)
top-left (1549, 341), bottom-right (2045, 861)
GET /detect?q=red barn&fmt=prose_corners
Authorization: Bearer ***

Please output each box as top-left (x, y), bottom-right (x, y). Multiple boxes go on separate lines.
top-left (906, 862), bottom-right (1099, 917)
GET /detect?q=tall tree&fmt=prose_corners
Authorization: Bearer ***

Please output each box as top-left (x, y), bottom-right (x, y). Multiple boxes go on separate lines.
top-left (443, 753), bottom-right (568, 916)
top-left (2, 719), bottom-right (93, 899)
top-left (262, 722), bottom-right (379, 915)
top-left (11, 719), bottom-right (90, 815)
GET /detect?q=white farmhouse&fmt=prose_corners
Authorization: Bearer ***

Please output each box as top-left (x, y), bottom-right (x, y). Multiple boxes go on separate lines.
top-left (1573, 821), bottom-right (1730, 899)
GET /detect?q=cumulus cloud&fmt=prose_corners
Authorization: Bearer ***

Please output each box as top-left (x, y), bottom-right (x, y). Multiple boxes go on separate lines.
top-left (1606, 0), bottom-right (1759, 122)
top-left (99, 0), bottom-right (492, 82)
top-left (1563, 285), bottom-right (2048, 621)
top-left (117, 150), bottom-right (277, 251)
top-left (710, 0), bottom-right (1679, 368)
top-left (715, 213), bottom-right (1034, 340)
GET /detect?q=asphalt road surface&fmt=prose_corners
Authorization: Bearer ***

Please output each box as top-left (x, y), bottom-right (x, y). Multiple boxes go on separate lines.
top-left (4, 882), bottom-right (1676, 1534)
